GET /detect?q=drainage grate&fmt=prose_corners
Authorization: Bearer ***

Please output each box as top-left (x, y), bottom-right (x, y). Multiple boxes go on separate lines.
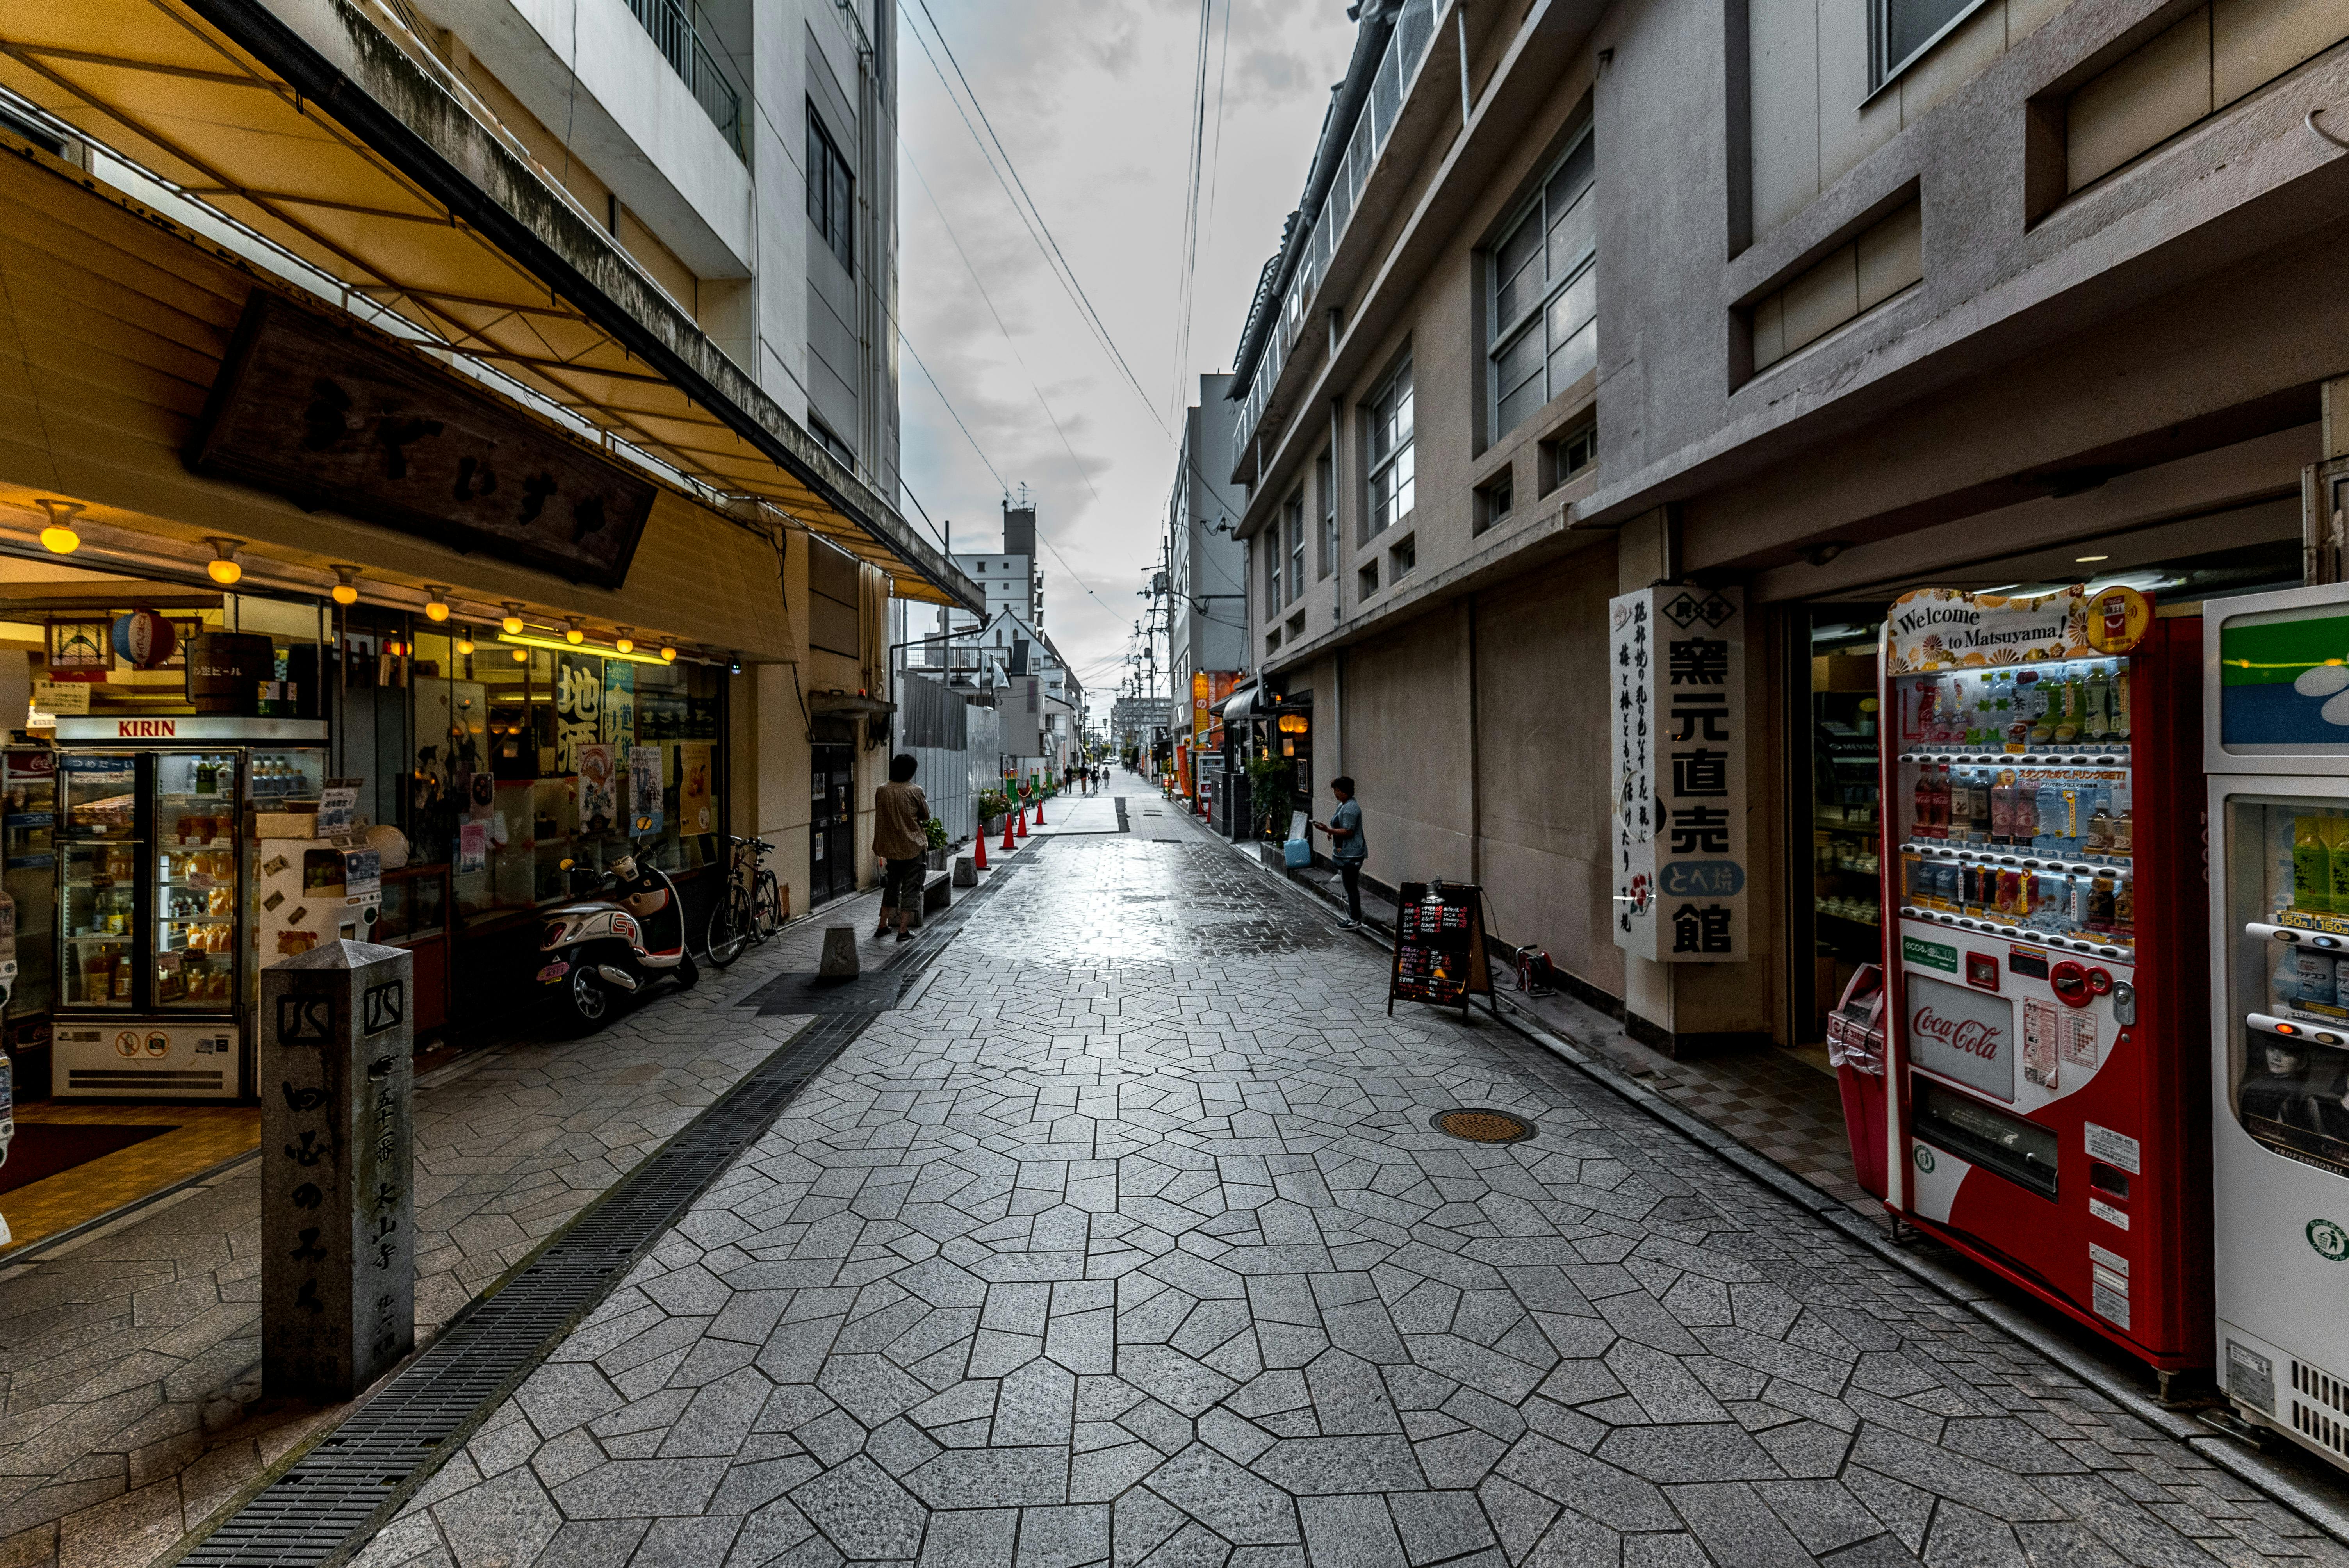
top-left (1431, 1107), bottom-right (1538, 1144)
top-left (176, 1010), bottom-right (874, 1567)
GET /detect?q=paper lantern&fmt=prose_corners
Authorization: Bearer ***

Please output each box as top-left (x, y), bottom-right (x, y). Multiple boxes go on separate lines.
top-left (111, 609), bottom-right (178, 669)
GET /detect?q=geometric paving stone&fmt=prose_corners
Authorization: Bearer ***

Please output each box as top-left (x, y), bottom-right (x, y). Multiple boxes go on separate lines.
top-left (303, 804), bottom-right (2345, 1568)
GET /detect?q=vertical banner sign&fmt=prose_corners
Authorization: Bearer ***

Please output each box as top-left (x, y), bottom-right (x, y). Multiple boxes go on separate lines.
top-left (1611, 586), bottom-right (1748, 962)
top-left (555, 652), bottom-right (600, 774)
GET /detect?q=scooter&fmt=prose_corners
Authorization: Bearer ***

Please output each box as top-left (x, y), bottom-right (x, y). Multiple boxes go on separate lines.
top-left (536, 853), bottom-right (697, 1034)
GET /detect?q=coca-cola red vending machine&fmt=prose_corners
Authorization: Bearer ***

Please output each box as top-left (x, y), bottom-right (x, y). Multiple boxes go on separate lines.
top-left (1874, 584), bottom-right (2212, 1384)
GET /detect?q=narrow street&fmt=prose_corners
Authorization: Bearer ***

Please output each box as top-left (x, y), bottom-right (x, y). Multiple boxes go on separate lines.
top-left (331, 783), bottom-right (2339, 1568)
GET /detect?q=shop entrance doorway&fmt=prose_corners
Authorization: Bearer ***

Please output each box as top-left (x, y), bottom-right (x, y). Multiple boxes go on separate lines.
top-left (810, 745), bottom-right (854, 906)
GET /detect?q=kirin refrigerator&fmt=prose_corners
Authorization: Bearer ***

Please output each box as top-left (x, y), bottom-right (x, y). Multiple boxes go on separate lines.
top-left (1875, 586), bottom-right (2211, 1384)
top-left (2204, 581), bottom-right (2349, 1470)
top-left (47, 716), bottom-right (327, 1100)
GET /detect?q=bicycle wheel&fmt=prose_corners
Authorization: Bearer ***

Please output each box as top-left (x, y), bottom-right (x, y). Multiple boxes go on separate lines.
top-left (705, 885), bottom-right (752, 968)
top-left (752, 872), bottom-right (783, 939)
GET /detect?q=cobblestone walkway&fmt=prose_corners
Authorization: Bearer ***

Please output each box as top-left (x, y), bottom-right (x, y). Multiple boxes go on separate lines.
top-left (0, 940), bottom-right (817, 1568)
top-left (352, 832), bottom-right (2341, 1568)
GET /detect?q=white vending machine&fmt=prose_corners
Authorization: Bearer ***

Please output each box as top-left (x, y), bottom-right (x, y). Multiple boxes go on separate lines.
top-left (2206, 581), bottom-right (2349, 1470)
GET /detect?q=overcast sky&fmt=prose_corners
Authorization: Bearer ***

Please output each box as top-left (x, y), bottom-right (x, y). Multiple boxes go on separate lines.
top-left (893, 0), bottom-right (1358, 709)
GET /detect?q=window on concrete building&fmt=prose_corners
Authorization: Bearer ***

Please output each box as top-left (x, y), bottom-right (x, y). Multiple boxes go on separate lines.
top-left (1389, 535), bottom-right (1416, 583)
top-left (1540, 419), bottom-right (1599, 494)
top-left (1490, 132), bottom-right (1596, 440)
top-left (1286, 494), bottom-right (1305, 606)
top-left (1358, 560), bottom-right (1379, 600)
top-left (806, 103), bottom-right (854, 272)
top-left (1366, 356), bottom-right (1414, 540)
top-left (1265, 523), bottom-right (1281, 610)
top-left (1872, 0), bottom-right (1986, 88)
top-left (1315, 449), bottom-right (1335, 578)
top-left (1474, 469), bottom-right (1514, 535)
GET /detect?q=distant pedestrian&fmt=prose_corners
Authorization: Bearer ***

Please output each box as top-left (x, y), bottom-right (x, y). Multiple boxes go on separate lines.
top-left (1314, 776), bottom-right (1368, 930)
top-left (873, 753), bottom-right (928, 944)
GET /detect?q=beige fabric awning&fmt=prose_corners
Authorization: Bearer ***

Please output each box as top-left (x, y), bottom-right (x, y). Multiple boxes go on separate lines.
top-left (0, 0), bottom-right (979, 614)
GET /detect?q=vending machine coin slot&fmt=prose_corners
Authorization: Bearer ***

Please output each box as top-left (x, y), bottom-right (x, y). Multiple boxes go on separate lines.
top-left (2051, 961), bottom-right (2093, 1007)
top-left (2090, 1162), bottom-right (2131, 1202)
top-left (1967, 952), bottom-right (2000, 991)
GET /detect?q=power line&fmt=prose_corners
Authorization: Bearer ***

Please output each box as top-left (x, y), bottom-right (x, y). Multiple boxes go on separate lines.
top-left (904, 0), bottom-right (1167, 436)
top-left (1171, 0), bottom-right (1211, 427)
top-left (897, 327), bottom-right (1007, 496)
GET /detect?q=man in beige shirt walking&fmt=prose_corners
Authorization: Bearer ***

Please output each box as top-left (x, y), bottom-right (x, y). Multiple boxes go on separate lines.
top-left (873, 753), bottom-right (929, 943)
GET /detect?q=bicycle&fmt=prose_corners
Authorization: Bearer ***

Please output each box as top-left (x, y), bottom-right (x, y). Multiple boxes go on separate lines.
top-left (705, 835), bottom-right (782, 968)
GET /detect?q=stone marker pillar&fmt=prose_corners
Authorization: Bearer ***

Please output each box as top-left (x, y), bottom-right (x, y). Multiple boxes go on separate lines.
top-left (262, 940), bottom-right (415, 1401)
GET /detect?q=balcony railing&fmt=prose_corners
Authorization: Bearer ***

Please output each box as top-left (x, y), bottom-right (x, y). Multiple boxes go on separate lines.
top-left (1232, 0), bottom-right (1444, 462)
top-left (624, 0), bottom-right (744, 157)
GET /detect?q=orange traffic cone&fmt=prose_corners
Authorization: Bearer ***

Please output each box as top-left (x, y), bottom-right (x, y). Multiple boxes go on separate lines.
top-left (1002, 810), bottom-right (1018, 853)
top-left (1034, 795), bottom-right (1047, 827)
top-left (973, 829), bottom-right (987, 871)
top-left (1016, 804), bottom-right (1030, 839)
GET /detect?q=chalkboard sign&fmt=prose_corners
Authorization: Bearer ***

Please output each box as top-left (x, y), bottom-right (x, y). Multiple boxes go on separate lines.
top-left (1389, 881), bottom-right (1497, 1017)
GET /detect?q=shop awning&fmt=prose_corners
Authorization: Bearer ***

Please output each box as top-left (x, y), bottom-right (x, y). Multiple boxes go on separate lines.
top-left (0, 0), bottom-right (980, 615)
top-left (1221, 684), bottom-right (1262, 723)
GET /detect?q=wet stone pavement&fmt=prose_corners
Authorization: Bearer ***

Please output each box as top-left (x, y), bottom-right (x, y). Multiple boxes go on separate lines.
top-left (348, 825), bottom-right (2338, 1568)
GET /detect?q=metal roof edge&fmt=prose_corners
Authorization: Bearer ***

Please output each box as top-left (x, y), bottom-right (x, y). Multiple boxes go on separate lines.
top-left (190, 0), bottom-right (984, 616)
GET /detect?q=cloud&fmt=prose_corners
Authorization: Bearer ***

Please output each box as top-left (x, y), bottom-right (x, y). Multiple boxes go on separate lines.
top-left (895, 0), bottom-right (1357, 698)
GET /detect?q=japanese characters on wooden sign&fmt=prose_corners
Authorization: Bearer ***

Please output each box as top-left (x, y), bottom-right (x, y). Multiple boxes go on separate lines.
top-left (186, 292), bottom-right (655, 589)
top-left (1610, 586), bottom-right (1748, 964)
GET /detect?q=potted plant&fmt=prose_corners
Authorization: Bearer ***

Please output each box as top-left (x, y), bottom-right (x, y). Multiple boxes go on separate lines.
top-left (924, 816), bottom-right (950, 870)
top-left (1244, 754), bottom-right (1292, 843)
top-left (977, 788), bottom-right (1011, 836)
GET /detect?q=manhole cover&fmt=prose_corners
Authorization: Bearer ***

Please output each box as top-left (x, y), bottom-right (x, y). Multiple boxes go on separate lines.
top-left (1431, 1108), bottom-right (1537, 1143)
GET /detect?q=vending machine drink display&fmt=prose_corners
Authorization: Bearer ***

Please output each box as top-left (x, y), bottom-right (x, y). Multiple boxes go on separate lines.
top-left (2204, 581), bottom-right (2349, 1470)
top-left (46, 716), bottom-right (326, 1099)
top-left (1876, 585), bottom-right (2211, 1378)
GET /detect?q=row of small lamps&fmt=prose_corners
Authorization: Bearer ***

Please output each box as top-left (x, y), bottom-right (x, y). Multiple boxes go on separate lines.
top-left (33, 499), bottom-right (737, 671)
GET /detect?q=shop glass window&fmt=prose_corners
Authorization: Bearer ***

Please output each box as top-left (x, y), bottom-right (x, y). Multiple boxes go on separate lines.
top-left (406, 636), bottom-right (724, 925)
top-left (1367, 357), bottom-right (1414, 539)
top-left (1490, 133), bottom-right (1596, 440)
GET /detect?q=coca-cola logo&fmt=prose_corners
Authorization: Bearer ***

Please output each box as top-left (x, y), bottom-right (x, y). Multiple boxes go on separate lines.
top-left (1912, 1004), bottom-right (2002, 1059)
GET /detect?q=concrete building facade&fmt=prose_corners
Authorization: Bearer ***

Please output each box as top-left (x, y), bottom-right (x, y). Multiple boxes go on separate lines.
top-left (1225, 0), bottom-right (2338, 1054)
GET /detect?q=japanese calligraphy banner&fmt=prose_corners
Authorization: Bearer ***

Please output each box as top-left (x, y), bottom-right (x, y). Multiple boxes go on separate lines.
top-left (1610, 586), bottom-right (1748, 964)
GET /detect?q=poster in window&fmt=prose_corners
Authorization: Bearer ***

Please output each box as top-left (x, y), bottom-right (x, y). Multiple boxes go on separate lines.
top-left (578, 744), bottom-right (616, 836)
top-left (630, 744), bottom-right (664, 836)
top-left (457, 821), bottom-right (487, 874)
top-left (555, 653), bottom-right (600, 773)
top-left (678, 741), bottom-right (713, 833)
top-left (601, 660), bottom-right (636, 745)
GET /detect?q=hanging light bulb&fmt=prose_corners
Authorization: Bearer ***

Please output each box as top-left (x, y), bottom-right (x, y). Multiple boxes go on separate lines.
top-left (423, 586), bottom-right (451, 622)
top-left (563, 617), bottom-right (585, 645)
top-left (614, 627), bottom-right (635, 654)
top-left (659, 645), bottom-right (677, 663)
top-left (511, 647), bottom-right (529, 663)
top-left (205, 538), bottom-right (243, 586)
top-left (34, 499), bottom-right (82, 555)
top-left (501, 602), bottom-right (524, 635)
top-left (456, 627), bottom-right (474, 656)
top-left (330, 565), bottom-right (360, 606)
top-left (729, 653), bottom-right (743, 674)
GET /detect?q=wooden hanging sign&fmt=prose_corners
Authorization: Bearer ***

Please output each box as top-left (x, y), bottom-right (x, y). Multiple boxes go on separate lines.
top-left (1388, 880), bottom-right (1498, 1018)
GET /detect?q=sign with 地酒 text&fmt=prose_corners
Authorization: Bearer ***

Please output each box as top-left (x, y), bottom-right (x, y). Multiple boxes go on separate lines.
top-left (1610, 586), bottom-right (1748, 963)
top-left (186, 292), bottom-right (655, 590)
